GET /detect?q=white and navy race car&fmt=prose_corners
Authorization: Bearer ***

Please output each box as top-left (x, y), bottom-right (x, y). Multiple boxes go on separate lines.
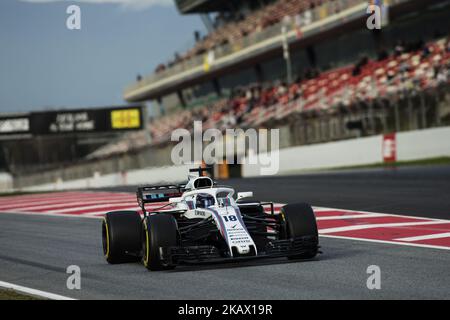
top-left (102, 167), bottom-right (319, 270)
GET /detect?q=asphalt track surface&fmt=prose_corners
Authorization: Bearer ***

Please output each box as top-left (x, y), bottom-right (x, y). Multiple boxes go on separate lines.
top-left (0, 166), bottom-right (449, 299)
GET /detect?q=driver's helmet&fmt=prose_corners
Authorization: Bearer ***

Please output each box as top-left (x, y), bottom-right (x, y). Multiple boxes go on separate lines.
top-left (196, 194), bottom-right (215, 209)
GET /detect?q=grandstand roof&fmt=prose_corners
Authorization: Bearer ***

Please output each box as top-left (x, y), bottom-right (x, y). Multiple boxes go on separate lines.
top-left (175, 0), bottom-right (245, 14)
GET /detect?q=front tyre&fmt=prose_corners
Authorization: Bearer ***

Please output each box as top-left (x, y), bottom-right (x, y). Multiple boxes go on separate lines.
top-left (102, 211), bottom-right (142, 264)
top-left (280, 203), bottom-right (319, 260)
top-left (142, 214), bottom-right (178, 271)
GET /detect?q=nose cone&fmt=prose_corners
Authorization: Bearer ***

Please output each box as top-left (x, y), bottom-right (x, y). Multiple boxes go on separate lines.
top-left (236, 244), bottom-right (251, 255)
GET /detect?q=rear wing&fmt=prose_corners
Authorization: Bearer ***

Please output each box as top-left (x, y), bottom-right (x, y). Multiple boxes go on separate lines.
top-left (137, 184), bottom-right (185, 212)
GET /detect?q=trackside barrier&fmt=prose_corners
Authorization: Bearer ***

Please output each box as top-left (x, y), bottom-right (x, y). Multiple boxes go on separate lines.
top-left (0, 173), bottom-right (13, 192)
top-left (20, 165), bottom-right (192, 192)
top-left (242, 126), bottom-right (450, 177)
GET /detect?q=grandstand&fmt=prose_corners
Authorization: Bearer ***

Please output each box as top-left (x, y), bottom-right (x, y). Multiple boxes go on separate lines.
top-left (92, 35), bottom-right (450, 158)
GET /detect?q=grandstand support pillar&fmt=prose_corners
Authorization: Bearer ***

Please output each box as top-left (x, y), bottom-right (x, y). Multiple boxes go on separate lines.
top-left (281, 25), bottom-right (293, 84)
top-left (435, 93), bottom-right (442, 126)
top-left (306, 45), bottom-right (317, 68)
top-left (200, 14), bottom-right (214, 33)
top-left (341, 112), bottom-right (346, 139)
top-left (304, 114), bottom-right (311, 144)
top-left (315, 115), bottom-right (321, 142)
top-left (339, 110), bottom-right (345, 140)
top-left (177, 90), bottom-right (187, 108)
top-left (372, 29), bottom-right (384, 54)
top-left (358, 104), bottom-right (364, 138)
top-left (157, 97), bottom-right (165, 116)
top-left (329, 116), bottom-right (334, 140)
top-left (325, 115), bottom-right (331, 142)
top-left (322, 114), bottom-right (329, 142)
top-left (297, 115), bottom-right (305, 145)
top-left (394, 102), bottom-right (400, 133)
top-left (369, 101), bottom-right (375, 135)
top-left (381, 100), bottom-right (388, 133)
top-left (254, 64), bottom-right (264, 83)
top-left (408, 95), bottom-right (414, 131)
top-left (420, 92), bottom-right (427, 129)
top-left (212, 78), bottom-right (222, 97)
top-left (303, 115), bottom-right (309, 145)
top-left (319, 116), bottom-right (324, 142)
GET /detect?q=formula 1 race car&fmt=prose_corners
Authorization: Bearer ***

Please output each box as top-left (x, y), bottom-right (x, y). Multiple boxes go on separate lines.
top-left (102, 167), bottom-right (319, 270)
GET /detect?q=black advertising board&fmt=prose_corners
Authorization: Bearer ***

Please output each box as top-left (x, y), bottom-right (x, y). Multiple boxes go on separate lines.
top-left (26, 105), bottom-right (144, 136)
top-left (0, 106), bottom-right (144, 138)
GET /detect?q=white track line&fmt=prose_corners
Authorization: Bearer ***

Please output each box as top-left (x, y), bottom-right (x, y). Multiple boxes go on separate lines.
top-left (320, 234), bottom-right (450, 251)
top-left (11, 198), bottom-right (136, 212)
top-left (0, 192), bottom-right (81, 201)
top-left (0, 195), bottom-right (136, 208)
top-left (0, 192), bottom-right (115, 203)
top-left (0, 191), bottom-right (130, 200)
top-left (0, 198), bottom-right (132, 211)
top-left (313, 208), bottom-right (341, 212)
top-left (45, 202), bottom-right (138, 214)
top-left (319, 221), bottom-right (448, 234)
top-left (394, 232), bottom-right (450, 242)
top-left (0, 280), bottom-right (76, 300)
top-left (313, 206), bottom-right (450, 223)
top-left (82, 204), bottom-right (170, 216)
top-left (0, 211), bottom-right (104, 219)
top-left (316, 213), bottom-right (387, 220)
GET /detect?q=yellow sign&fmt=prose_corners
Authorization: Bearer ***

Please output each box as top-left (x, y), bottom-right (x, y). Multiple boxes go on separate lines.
top-left (111, 109), bottom-right (141, 129)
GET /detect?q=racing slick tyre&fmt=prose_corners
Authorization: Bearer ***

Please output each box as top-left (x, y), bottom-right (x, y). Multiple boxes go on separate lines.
top-left (102, 211), bottom-right (142, 264)
top-left (142, 214), bottom-right (178, 271)
top-left (280, 203), bottom-right (319, 260)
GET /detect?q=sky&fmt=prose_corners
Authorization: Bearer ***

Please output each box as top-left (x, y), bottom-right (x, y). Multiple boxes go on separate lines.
top-left (0, 0), bottom-right (206, 113)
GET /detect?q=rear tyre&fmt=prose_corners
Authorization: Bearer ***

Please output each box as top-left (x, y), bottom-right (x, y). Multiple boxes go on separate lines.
top-left (102, 211), bottom-right (142, 264)
top-left (142, 214), bottom-right (178, 271)
top-left (280, 203), bottom-right (319, 260)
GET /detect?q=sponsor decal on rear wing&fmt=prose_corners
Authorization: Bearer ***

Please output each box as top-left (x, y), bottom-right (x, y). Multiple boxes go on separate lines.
top-left (136, 185), bottom-right (185, 209)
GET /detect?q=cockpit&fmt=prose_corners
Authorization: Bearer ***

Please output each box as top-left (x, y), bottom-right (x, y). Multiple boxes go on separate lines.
top-left (183, 188), bottom-right (235, 210)
top-left (195, 194), bottom-right (215, 209)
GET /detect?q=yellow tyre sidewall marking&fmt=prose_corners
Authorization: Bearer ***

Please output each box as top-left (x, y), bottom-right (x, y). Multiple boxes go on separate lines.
top-left (280, 209), bottom-right (287, 238)
top-left (143, 219), bottom-right (150, 267)
top-left (103, 218), bottom-right (110, 258)
top-left (280, 209), bottom-right (286, 223)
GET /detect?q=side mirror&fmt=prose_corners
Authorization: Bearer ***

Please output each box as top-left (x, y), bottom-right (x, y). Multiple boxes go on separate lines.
top-left (237, 192), bottom-right (253, 200)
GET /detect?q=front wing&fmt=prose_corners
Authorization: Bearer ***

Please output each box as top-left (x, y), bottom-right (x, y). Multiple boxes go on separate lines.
top-left (159, 236), bottom-right (318, 265)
